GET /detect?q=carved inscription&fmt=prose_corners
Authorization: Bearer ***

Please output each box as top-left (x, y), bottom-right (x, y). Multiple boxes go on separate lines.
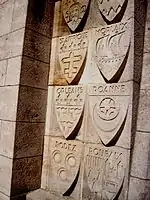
top-left (0, 0), bottom-right (8, 5)
top-left (85, 144), bottom-right (126, 199)
top-left (55, 86), bottom-right (86, 139)
top-left (92, 20), bottom-right (131, 82)
top-left (88, 83), bottom-right (130, 145)
top-left (62, 0), bottom-right (89, 32)
top-left (59, 31), bottom-right (88, 84)
top-left (97, 0), bottom-right (128, 23)
top-left (49, 137), bottom-right (83, 195)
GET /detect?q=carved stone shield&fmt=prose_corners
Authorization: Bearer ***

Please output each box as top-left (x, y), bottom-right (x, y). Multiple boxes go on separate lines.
top-left (97, 0), bottom-right (128, 23)
top-left (84, 144), bottom-right (126, 199)
top-left (88, 83), bottom-right (130, 145)
top-left (55, 86), bottom-right (86, 139)
top-left (49, 137), bottom-right (83, 195)
top-left (59, 31), bottom-right (88, 84)
top-left (62, 0), bottom-right (89, 32)
top-left (92, 20), bottom-right (131, 83)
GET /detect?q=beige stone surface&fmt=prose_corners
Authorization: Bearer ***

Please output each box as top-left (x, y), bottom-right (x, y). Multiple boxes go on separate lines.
top-left (83, 143), bottom-right (128, 200)
top-left (0, 59), bottom-right (7, 86)
top-left (0, 192), bottom-right (9, 200)
top-left (131, 131), bottom-right (150, 179)
top-left (0, 0), bottom-right (14, 36)
top-left (41, 136), bottom-right (83, 199)
top-left (0, 155), bottom-right (12, 196)
top-left (0, 120), bottom-right (16, 158)
top-left (0, 86), bottom-right (19, 121)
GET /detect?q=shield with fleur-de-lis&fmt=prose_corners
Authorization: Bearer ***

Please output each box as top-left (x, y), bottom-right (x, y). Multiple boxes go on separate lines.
top-left (49, 137), bottom-right (83, 195)
top-left (55, 85), bottom-right (86, 139)
top-left (62, 0), bottom-right (90, 32)
top-left (92, 19), bottom-right (131, 83)
top-left (88, 83), bottom-right (130, 145)
top-left (59, 31), bottom-right (88, 84)
top-left (97, 0), bottom-right (128, 24)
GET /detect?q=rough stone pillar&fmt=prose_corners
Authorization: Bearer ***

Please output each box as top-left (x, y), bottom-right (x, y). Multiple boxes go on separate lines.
top-left (128, 0), bottom-right (150, 199)
top-left (0, 0), bottom-right (54, 199)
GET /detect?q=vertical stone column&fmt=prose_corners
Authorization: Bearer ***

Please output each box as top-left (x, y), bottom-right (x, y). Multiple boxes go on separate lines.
top-left (128, 0), bottom-right (150, 199)
top-left (0, 0), bottom-right (55, 199)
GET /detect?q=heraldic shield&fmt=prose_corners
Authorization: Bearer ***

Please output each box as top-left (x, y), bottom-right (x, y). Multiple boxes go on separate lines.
top-left (55, 86), bottom-right (86, 139)
top-left (59, 31), bottom-right (88, 84)
top-left (97, 0), bottom-right (128, 23)
top-left (49, 137), bottom-right (83, 195)
top-left (88, 83), bottom-right (130, 145)
top-left (84, 144), bottom-right (126, 200)
top-left (92, 20), bottom-right (131, 83)
top-left (62, 0), bottom-right (90, 32)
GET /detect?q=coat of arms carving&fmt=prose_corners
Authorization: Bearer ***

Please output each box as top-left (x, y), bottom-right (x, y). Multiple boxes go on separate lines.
top-left (88, 83), bottom-right (130, 145)
top-left (92, 20), bottom-right (131, 83)
top-left (55, 86), bottom-right (86, 139)
top-left (97, 0), bottom-right (128, 24)
top-left (59, 31), bottom-right (88, 85)
top-left (49, 137), bottom-right (83, 195)
top-left (62, 0), bottom-right (90, 32)
top-left (84, 144), bottom-right (126, 200)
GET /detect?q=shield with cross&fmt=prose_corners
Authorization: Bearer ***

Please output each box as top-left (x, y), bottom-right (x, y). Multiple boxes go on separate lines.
top-left (58, 31), bottom-right (88, 84)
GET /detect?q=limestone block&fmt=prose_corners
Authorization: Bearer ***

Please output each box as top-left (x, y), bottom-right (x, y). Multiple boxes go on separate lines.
top-left (0, 155), bottom-right (12, 196)
top-left (80, 19), bottom-right (132, 84)
top-left (45, 85), bottom-right (86, 141)
top-left (137, 89), bottom-right (150, 132)
top-left (0, 192), bottom-right (9, 200)
top-left (131, 131), bottom-right (150, 179)
top-left (16, 86), bottom-right (47, 122)
top-left (144, 24), bottom-right (150, 53)
top-left (141, 53), bottom-right (150, 89)
top-left (11, 0), bottom-right (28, 32)
top-left (0, 120), bottom-right (16, 158)
top-left (20, 56), bottom-right (49, 89)
top-left (0, 86), bottom-right (19, 121)
top-left (14, 122), bottom-right (44, 158)
top-left (26, 0), bottom-right (54, 38)
top-left (5, 56), bottom-right (22, 86)
top-left (0, 60), bottom-right (7, 86)
top-left (11, 156), bottom-right (42, 196)
top-left (128, 177), bottom-right (150, 200)
top-left (23, 29), bottom-right (51, 63)
top-left (0, 0), bottom-right (14, 36)
top-left (85, 82), bottom-right (132, 148)
top-left (49, 31), bottom-right (89, 86)
top-left (83, 143), bottom-right (129, 200)
top-left (0, 28), bottom-right (25, 60)
top-left (41, 136), bottom-right (84, 200)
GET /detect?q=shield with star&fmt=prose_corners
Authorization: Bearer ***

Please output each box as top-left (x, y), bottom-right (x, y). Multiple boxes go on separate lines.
top-left (92, 20), bottom-right (131, 83)
top-left (88, 83), bottom-right (130, 145)
top-left (97, 0), bottom-right (128, 24)
top-left (58, 31), bottom-right (88, 84)
top-left (55, 85), bottom-right (86, 139)
top-left (62, 0), bottom-right (90, 32)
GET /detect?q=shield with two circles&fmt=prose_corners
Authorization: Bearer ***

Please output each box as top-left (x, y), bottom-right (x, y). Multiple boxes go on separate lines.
top-left (62, 0), bottom-right (90, 32)
top-left (97, 0), bottom-right (128, 24)
top-left (55, 86), bottom-right (86, 139)
top-left (88, 83), bottom-right (130, 145)
top-left (92, 20), bottom-right (131, 83)
top-left (59, 31), bottom-right (88, 84)
top-left (49, 137), bottom-right (83, 195)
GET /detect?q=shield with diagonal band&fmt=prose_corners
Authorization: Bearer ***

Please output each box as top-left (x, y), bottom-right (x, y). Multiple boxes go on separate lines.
top-left (97, 0), bottom-right (128, 23)
top-left (88, 83), bottom-right (130, 145)
top-left (92, 20), bottom-right (131, 83)
top-left (49, 137), bottom-right (83, 195)
top-left (62, 0), bottom-right (90, 32)
top-left (55, 86), bottom-right (86, 139)
top-left (59, 31), bottom-right (88, 84)
top-left (84, 144), bottom-right (126, 200)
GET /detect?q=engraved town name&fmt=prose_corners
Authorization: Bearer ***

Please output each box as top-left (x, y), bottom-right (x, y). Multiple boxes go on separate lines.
top-left (59, 31), bottom-right (88, 84)
top-left (55, 86), bottom-right (85, 139)
top-left (85, 144), bottom-right (126, 199)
